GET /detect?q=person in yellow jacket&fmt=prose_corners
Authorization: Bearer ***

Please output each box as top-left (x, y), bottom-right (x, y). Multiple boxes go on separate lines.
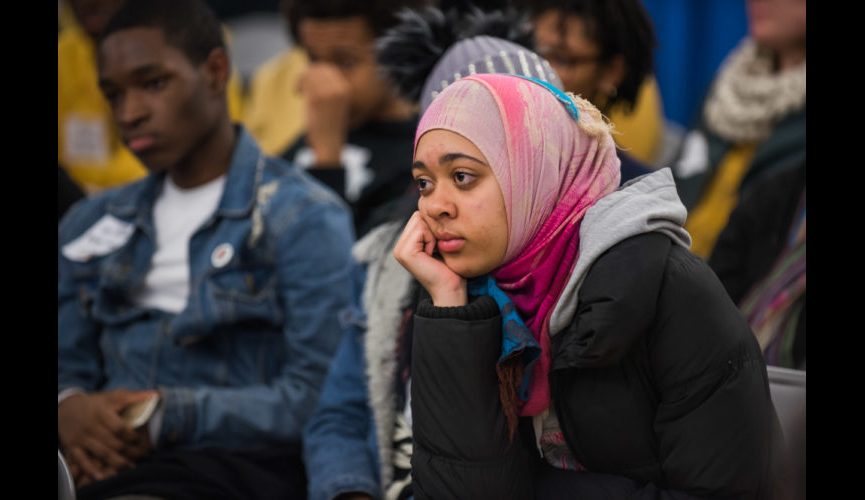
top-left (607, 77), bottom-right (663, 167)
top-left (242, 46), bottom-right (308, 156)
top-left (515, 0), bottom-right (664, 167)
top-left (58, 0), bottom-right (245, 193)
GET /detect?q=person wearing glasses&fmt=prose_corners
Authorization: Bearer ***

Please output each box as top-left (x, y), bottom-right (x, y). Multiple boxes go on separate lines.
top-left (514, 0), bottom-right (664, 171)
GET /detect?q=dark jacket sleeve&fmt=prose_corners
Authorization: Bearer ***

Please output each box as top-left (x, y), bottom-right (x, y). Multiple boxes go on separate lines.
top-left (410, 296), bottom-right (536, 500)
top-left (652, 246), bottom-right (782, 499)
top-left (709, 163), bottom-right (805, 303)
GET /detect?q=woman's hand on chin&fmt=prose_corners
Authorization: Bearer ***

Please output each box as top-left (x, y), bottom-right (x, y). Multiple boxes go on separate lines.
top-left (393, 211), bottom-right (467, 307)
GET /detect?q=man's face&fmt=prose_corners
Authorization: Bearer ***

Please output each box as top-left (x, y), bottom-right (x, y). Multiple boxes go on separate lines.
top-left (299, 17), bottom-right (394, 128)
top-left (98, 28), bottom-right (223, 174)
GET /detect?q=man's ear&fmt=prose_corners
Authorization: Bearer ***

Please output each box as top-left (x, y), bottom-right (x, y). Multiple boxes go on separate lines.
top-left (202, 46), bottom-right (230, 95)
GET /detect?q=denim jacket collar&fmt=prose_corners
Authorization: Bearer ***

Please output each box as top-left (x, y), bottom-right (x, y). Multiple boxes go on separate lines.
top-left (105, 126), bottom-right (265, 224)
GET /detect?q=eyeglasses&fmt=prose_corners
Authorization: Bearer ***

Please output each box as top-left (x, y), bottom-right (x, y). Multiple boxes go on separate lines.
top-left (536, 47), bottom-right (601, 69)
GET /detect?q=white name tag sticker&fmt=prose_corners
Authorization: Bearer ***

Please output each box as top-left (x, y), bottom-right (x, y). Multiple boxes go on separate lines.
top-left (62, 214), bottom-right (135, 262)
top-left (64, 115), bottom-right (109, 165)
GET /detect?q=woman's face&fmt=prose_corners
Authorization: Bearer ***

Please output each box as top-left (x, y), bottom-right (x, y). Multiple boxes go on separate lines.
top-left (413, 129), bottom-right (509, 278)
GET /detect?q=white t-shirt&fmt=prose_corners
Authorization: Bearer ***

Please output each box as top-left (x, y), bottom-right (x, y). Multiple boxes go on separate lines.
top-left (132, 174), bottom-right (226, 313)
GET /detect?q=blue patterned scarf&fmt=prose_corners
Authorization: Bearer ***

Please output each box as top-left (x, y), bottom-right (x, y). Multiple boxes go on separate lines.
top-left (468, 275), bottom-right (540, 402)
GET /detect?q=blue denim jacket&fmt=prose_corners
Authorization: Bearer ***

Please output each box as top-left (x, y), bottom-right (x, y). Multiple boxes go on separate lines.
top-left (304, 220), bottom-right (415, 500)
top-left (304, 316), bottom-right (382, 500)
top-left (58, 127), bottom-right (359, 450)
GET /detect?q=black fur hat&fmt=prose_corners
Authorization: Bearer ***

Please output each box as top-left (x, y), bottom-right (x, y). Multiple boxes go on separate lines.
top-left (376, 5), bottom-right (536, 103)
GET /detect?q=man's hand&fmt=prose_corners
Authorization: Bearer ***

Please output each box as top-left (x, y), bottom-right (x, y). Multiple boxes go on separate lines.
top-left (299, 63), bottom-right (352, 166)
top-left (59, 389), bottom-right (157, 485)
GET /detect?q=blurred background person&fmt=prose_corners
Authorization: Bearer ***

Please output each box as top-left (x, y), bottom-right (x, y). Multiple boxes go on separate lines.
top-left (277, 0), bottom-right (431, 237)
top-left (513, 0), bottom-right (663, 172)
top-left (672, 0), bottom-right (805, 259)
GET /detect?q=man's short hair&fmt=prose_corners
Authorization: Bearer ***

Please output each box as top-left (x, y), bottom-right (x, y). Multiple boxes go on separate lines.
top-left (282, 0), bottom-right (431, 43)
top-left (99, 0), bottom-right (226, 66)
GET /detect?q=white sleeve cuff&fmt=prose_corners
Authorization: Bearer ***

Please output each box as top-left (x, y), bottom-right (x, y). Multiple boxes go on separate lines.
top-left (58, 387), bottom-right (85, 406)
top-left (147, 402), bottom-right (165, 448)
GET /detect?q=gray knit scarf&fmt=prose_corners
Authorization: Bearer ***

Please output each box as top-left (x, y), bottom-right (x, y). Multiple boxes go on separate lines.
top-left (703, 38), bottom-right (806, 143)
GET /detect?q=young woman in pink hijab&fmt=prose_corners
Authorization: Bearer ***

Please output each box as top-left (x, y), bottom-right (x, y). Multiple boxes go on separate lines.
top-left (394, 73), bottom-right (781, 499)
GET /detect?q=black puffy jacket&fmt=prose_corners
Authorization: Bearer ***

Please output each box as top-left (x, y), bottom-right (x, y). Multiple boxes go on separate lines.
top-left (410, 233), bottom-right (782, 499)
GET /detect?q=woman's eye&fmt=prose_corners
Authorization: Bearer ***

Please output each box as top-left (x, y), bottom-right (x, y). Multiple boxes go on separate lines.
top-left (415, 178), bottom-right (431, 192)
top-left (454, 171), bottom-right (475, 186)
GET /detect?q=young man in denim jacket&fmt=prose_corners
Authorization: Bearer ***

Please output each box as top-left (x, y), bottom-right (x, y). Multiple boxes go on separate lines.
top-left (57, 1), bottom-right (357, 497)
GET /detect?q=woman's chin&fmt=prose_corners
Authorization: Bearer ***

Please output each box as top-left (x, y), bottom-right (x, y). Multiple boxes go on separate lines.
top-left (443, 257), bottom-right (493, 279)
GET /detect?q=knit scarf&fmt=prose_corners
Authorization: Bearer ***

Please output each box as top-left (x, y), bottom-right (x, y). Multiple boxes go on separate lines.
top-left (704, 38), bottom-right (806, 143)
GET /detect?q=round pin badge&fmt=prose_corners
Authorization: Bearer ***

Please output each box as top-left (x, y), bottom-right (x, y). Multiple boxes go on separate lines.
top-left (211, 243), bottom-right (234, 268)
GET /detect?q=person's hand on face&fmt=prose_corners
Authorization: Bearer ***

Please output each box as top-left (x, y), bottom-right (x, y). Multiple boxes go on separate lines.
top-left (394, 211), bottom-right (468, 307)
top-left (298, 62), bottom-right (351, 166)
top-left (59, 389), bottom-right (157, 486)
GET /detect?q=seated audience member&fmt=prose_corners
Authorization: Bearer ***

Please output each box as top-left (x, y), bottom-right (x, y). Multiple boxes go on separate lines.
top-left (278, 0), bottom-right (431, 237)
top-left (710, 162), bottom-right (805, 369)
top-left (58, 1), bottom-right (357, 498)
top-left (673, 0), bottom-right (805, 258)
top-left (514, 0), bottom-right (661, 174)
top-left (396, 73), bottom-right (780, 499)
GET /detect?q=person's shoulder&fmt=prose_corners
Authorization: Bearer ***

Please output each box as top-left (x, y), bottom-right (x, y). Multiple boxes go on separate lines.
top-left (595, 232), bottom-right (671, 274)
top-left (663, 242), bottom-right (720, 287)
top-left (262, 155), bottom-right (342, 203)
top-left (260, 155), bottom-right (351, 219)
top-left (587, 232), bottom-right (727, 312)
top-left (661, 242), bottom-right (750, 336)
top-left (58, 26), bottom-right (95, 80)
top-left (57, 26), bottom-right (88, 53)
top-left (582, 232), bottom-right (671, 310)
top-left (254, 157), bottom-right (356, 255)
top-left (58, 181), bottom-right (143, 244)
